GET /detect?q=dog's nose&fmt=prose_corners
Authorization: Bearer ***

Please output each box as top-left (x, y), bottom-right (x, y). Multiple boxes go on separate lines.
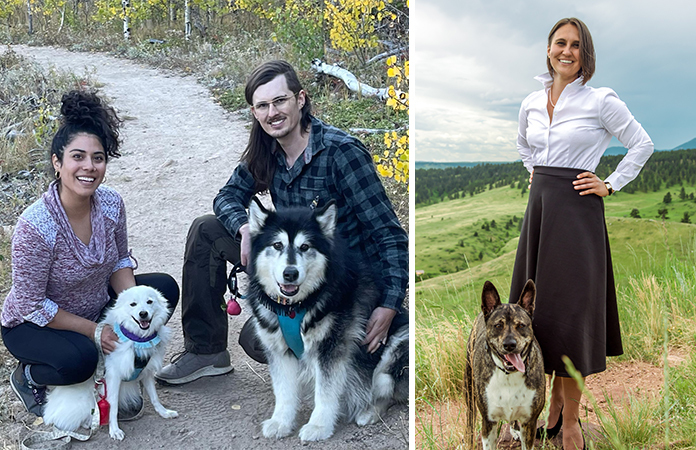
top-left (503, 337), bottom-right (517, 352)
top-left (139, 311), bottom-right (149, 319)
top-left (283, 266), bottom-right (299, 282)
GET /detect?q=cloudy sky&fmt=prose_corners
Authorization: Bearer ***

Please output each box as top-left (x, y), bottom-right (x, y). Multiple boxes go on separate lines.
top-left (412, 0), bottom-right (696, 162)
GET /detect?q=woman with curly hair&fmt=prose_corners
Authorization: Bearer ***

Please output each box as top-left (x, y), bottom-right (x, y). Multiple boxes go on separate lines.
top-left (1, 90), bottom-right (179, 419)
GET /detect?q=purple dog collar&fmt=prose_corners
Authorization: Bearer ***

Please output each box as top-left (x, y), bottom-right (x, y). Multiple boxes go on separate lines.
top-left (115, 323), bottom-right (158, 343)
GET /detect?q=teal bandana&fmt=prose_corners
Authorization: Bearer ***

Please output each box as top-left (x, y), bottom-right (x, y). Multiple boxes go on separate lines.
top-left (277, 309), bottom-right (307, 359)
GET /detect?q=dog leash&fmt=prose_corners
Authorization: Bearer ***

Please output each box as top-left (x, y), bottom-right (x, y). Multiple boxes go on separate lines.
top-left (21, 325), bottom-right (108, 450)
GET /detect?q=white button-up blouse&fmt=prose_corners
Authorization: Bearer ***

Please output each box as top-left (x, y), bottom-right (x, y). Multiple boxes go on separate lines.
top-left (517, 73), bottom-right (654, 191)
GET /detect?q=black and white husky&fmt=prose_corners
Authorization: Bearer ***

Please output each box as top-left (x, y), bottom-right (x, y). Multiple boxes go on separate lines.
top-left (247, 197), bottom-right (409, 442)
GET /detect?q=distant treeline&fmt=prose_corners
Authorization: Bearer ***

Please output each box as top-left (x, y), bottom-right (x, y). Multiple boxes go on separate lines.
top-left (415, 148), bottom-right (696, 206)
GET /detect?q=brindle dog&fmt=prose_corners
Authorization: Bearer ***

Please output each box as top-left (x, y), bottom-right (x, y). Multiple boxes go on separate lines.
top-left (465, 280), bottom-right (545, 450)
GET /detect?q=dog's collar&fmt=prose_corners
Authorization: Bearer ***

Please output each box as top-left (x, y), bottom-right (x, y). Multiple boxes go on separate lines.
top-left (491, 352), bottom-right (516, 375)
top-left (260, 294), bottom-right (306, 319)
top-left (114, 323), bottom-right (160, 345)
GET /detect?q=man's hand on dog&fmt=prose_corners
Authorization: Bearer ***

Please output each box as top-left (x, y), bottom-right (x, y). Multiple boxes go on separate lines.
top-left (100, 324), bottom-right (119, 354)
top-left (363, 307), bottom-right (397, 353)
top-left (239, 223), bottom-right (251, 267)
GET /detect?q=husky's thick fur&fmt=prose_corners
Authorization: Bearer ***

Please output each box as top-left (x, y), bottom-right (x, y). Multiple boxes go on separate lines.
top-left (247, 197), bottom-right (409, 442)
top-left (43, 286), bottom-right (177, 440)
top-left (465, 280), bottom-right (545, 450)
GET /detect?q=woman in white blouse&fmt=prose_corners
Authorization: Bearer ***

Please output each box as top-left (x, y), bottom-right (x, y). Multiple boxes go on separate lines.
top-left (510, 17), bottom-right (653, 450)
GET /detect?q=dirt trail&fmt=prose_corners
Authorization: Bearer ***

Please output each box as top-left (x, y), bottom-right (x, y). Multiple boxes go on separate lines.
top-left (0, 45), bottom-right (408, 449)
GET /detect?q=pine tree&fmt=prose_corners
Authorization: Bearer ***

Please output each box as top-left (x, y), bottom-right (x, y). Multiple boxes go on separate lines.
top-left (663, 192), bottom-right (672, 204)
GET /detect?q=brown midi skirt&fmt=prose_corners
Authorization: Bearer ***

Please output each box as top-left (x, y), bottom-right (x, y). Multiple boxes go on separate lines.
top-left (509, 166), bottom-right (623, 377)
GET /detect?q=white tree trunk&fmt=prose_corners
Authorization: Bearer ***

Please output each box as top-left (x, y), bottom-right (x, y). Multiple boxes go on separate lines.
top-left (184, 0), bottom-right (191, 40)
top-left (122, 0), bottom-right (131, 40)
top-left (57, 5), bottom-right (66, 34)
top-left (26, 0), bottom-right (33, 34)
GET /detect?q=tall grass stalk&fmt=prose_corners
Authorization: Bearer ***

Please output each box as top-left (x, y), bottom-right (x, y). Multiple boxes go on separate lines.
top-left (415, 313), bottom-right (471, 400)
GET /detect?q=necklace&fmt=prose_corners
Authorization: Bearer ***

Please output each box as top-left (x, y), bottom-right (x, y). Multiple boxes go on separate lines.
top-left (548, 88), bottom-right (557, 108)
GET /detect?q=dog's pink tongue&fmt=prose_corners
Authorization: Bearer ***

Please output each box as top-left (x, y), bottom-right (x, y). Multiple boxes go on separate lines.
top-left (505, 354), bottom-right (526, 373)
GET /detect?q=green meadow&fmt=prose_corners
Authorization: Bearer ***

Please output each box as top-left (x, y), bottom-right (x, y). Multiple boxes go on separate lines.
top-left (416, 183), bottom-right (696, 449)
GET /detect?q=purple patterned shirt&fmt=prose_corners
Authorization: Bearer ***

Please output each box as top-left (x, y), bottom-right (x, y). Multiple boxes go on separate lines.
top-left (1, 182), bottom-right (135, 328)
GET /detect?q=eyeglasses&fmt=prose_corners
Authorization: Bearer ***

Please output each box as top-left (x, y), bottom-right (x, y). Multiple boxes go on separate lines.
top-left (252, 92), bottom-right (299, 114)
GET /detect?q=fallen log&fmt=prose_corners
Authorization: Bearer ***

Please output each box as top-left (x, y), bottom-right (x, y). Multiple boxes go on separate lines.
top-left (311, 59), bottom-right (389, 100)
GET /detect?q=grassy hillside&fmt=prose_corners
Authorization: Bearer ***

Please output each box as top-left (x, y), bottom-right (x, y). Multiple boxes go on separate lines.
top-left (416, 184), bottom-right (696, 449)
top-left (415, 183), bottom-right (696, 280)
top-left (416, 218), bottom-right (696, 328)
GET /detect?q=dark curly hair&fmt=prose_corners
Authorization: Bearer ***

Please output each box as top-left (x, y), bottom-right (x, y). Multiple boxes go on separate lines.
top-left (51, 90), bottom-right (123, 167)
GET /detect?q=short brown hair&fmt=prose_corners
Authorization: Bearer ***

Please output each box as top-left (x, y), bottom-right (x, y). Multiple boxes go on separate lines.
top-left (547, 18), bottom-right (595, 85)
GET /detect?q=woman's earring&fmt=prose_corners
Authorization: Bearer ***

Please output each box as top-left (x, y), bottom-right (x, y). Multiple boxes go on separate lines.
top-left (102, 175), bottom-right (107, 183)
top-left (54, 171), bottom-right (60, 180)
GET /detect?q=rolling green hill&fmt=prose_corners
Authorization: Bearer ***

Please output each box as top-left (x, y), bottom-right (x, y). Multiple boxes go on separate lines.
top-left (416, 183), bottom-right (696, 281)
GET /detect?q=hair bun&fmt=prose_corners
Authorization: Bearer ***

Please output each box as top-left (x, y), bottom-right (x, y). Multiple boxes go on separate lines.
top-left (51, 89), bottom-right (123, 161)
top-left (60, 90), bottom-right (105, 127)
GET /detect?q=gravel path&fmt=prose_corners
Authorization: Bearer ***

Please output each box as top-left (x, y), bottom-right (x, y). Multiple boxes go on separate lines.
top-left (0, 45), bottom-right (408, 450)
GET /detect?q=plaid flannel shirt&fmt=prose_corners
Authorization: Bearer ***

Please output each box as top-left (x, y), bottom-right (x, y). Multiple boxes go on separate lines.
top-left (214, 116), bottom-right (408, 310)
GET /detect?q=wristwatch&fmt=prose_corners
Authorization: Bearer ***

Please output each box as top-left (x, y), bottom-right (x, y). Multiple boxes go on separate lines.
top-left (604, 181), bottom-right (614, 196)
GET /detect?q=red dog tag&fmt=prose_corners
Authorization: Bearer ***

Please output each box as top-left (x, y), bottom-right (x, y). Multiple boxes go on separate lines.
top-left (96, 380), bottom-right (110, 426)
top-left (226, 298), bottom-right (242, 316)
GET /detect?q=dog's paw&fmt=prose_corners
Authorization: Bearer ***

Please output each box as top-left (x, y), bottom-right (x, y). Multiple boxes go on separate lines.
top-left (262, 418), bottom-right (294, 439)
top-left (355, 409), bottom-right (380, 426)
top-left (158, 409), bottom-right (178, 419)
top-left (298, 422), bottom-right (334, 441)
top-left (109, 427), bottom-right (125, 441)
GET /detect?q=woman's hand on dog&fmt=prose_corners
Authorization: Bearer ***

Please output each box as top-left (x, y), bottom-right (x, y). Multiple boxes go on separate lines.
top-left (100, 325), bottom-right (119, 354)
top-left (573, 172), bottom-right (610, 197)
top-left (363, 307), bottom-right (397, 353)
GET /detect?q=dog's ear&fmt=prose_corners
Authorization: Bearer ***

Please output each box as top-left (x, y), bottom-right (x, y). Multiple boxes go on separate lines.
top-left (315, 200), bottom-right (337, 239)
top-left (516, 279), bottom-right (536, 318)
top-left (248, 196), bottom-right (270, 236)
top-left (481, 281), bottom-right (501, 318)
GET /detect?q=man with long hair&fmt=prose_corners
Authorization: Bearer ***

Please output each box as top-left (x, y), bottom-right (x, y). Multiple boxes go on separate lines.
top-left (156, 60), bottom-right (408, 385)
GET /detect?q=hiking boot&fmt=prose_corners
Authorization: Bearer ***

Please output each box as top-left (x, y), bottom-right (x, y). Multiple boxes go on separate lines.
top-left (10, 364), bottom-right (45, 416)
top-left (119, 395), bottom-right (145, 421)
top-left (154, 350), bottom-right (233, 386)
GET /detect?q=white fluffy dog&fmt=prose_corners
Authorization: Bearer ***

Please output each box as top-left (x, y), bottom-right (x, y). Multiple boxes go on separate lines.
top-left (43, 286), bottom-right (178, 440)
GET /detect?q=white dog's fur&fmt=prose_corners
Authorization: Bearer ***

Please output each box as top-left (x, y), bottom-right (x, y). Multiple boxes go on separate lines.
top-left (42, 286), bottom-right (178, 440)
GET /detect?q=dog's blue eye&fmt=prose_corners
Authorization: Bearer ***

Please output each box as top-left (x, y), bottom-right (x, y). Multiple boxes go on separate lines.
top-left (273, 242), bottom-right (283, 251)
top-left (299, 243), bottom-right (310, 252)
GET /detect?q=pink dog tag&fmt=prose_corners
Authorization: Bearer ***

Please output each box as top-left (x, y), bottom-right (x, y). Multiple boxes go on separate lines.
top-left (226, 298), bottom-right (242, 315)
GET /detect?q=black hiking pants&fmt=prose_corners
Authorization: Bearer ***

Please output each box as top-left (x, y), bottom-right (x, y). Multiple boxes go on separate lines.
top-left (181, 215), bottom-right (265, 363)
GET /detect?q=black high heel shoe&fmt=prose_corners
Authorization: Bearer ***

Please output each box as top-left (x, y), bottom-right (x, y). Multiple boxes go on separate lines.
top-left (535, 406), bottom-right (563, 440)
